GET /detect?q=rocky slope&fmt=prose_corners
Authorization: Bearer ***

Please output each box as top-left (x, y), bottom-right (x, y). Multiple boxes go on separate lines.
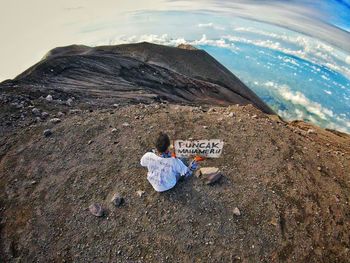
top-left (0, 42), bottom-right (273, 114)
top-left (0, 102), bottom-right (349, 262)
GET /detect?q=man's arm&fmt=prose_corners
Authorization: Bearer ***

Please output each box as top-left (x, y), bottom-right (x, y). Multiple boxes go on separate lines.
top-left (140, 152), bottom-right (151, 167)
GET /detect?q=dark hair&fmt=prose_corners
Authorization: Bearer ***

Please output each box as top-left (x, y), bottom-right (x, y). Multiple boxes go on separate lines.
top-left (155, 132), bottom-right (170, 153)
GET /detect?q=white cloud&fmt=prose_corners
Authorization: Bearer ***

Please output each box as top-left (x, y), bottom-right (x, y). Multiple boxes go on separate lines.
top-left (346, 56), bottom-right (350, 65)
top-left (225, 32), bottom-right (350, 79)
top-left (265, 82), bottom-right (350, 133)
top-left (264, 82), bottom-right (334, 120)
top-left (197, 23), bottom-right (225, 30)
top-left (112, 34), bottom-right (239, 52)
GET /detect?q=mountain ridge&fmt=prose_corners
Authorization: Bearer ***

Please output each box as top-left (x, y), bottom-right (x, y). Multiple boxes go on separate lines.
top-left (3, 42), bottom-right (273, 114)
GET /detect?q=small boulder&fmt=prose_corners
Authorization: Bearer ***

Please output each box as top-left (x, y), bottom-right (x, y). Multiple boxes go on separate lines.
top-left (200, 167), bottom-right (219, 176)
top-left (89, 203), bottom-right (105, 217)
top-left (111, 193), bottom-right (124, 207)
top-left (43, 129), bottom-right (52, 137)
top-left (50, 118), bottom-right (61, 124)
top-left (233, 207), bottom-right (241, 216)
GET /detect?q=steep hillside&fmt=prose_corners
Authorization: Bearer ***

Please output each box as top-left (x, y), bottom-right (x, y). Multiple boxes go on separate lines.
top-left (0, 103), bottom-right (349, 262)
top-left (0, 42), bottom-right (273, 114)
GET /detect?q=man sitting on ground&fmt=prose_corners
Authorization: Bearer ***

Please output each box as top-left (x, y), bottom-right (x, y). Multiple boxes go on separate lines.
top-left (140, 132), bottom-right (198, 192)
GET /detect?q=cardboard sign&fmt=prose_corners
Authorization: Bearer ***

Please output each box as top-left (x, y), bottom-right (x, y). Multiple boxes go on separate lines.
top-left (174, 139), bottom-right (224, 158)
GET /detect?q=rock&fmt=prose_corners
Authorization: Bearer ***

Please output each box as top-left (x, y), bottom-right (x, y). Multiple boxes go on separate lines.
top-left (206, 173), bottom-right (223, 185)
top-left (111, 128), bottom-right (117, 133)
top-left (111, 194), bottom-right (124, 207)
top-left (43, 129), bottom-right (52, 137)
top-left (122, 122), bottom-right (130, 127)
top-left (66, 98), bottom-right (73, 106)
top-left (200, 167), bottom-right (220, 176)
top-left (88, 140), bottom-right (94, 145)
top-left (89, 203), bottom-right (105, 217)
top-left (228, 112), bottom-right (235, 117)
top-left (41, 112), bottom-right (49, 118)
top-left (113, 104), bottom-right (119, 108)
top-left (50, 118), bottom-right (61, 124)
top-left (30, 180), bottom-right (37, 185)
top-left (194, 169), bottom-right (201, 178)
top-left (203, 126), bottom-right (208, 129)
top-left (69, 109), bottom-right (82, 114)
top-left (252, 114), bottom-right (257, 119)
top-left (136, 190), bottom-right (145, 197)
top-left (233, 207), bottom-right (241, 216)
top-left (307, 129), bottom-right (316, 134)
top-left (317, 166), bottom-right (322, 171)
top-left (31, 108), bottom-right (41, 116)
top-left (270, 218), bottom-right (278, 226)
top-left (57, 112), bottom-right (65, 117)
top-left (45, 95), bottom-right (53, 101)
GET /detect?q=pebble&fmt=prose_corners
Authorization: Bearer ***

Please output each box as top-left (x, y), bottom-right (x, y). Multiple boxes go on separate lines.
top-left (57, 112), bottom-right (65, 117)
top-left (41, 112), bottom-right (49, 118)
top-left (89, 203), bottom-right (105, 217)
top-left (307, 129), bottom-right (316, 134)
top-left (66, 98), bottom-right (73, 106)
top-left (45, 95), bottom-right (53, 101)
top-left (252, 114), bottom-right (257, 119)
top-left (32, 108), bottom-right (41, 116)
top-left (111, 193), bottom-right (124, 207)
top-left (228, 112), bottom-right (235, 117)
top-left (317, 166), bottom-right (322, 171)
top-left (122, 122), bottom-right (130, 127)
top-left (69, 109), bottom-right (82, 114)
top-left (50, 118), bottom-right (61, 124)
top-left (111, 128), bottom-right (117, 133)
top-left (88, 140), bottom-right (94, 145)
top-left (233, 207), bottom-right (241, 216)
top-left (136, 190), bottom-right (145, 197)
top-left (43, 129), bottom-right (52, 137)
top-left (203, 126), bottom-right (208, 129)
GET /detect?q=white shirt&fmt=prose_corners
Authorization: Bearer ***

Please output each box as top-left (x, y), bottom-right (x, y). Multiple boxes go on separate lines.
top-left (140, 152), bottom-right (188, 192)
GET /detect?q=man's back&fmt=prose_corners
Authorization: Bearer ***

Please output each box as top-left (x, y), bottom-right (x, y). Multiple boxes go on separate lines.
top-left (140, 152), bottom-right (188, 192)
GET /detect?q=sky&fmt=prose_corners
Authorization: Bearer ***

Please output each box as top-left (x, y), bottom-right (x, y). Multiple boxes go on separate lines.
top-left (0, 0), bottom-right (349, 132)
top-left (0, 0), bottom-right (349, 81)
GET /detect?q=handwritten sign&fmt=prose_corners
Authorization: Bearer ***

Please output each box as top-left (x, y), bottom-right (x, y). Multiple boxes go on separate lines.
top-left (174, 139), bottom-right (224, 158)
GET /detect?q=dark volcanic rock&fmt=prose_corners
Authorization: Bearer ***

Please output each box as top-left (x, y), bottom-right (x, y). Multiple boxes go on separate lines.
top-left (1, 42), bottom-right (273, 114)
